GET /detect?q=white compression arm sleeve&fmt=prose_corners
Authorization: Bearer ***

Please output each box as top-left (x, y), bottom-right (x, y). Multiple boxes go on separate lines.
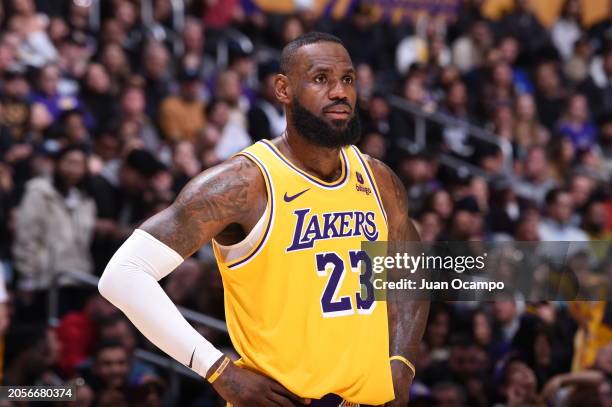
top-left (98, 229), bottom-right (224, 378)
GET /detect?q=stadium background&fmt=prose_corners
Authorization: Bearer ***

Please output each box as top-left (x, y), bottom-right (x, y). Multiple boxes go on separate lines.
top-left (0, 0), bottom-right (610, 405)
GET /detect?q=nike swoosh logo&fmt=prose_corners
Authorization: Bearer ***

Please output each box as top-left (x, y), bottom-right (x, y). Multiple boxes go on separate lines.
top-left (284, 188), bottom-right (310, 202)
top-left (187, 348), bottom-right (195, 368)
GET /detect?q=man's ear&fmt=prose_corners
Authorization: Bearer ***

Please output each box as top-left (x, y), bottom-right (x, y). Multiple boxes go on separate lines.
top-left (274, 73), bottom-right (292, 104)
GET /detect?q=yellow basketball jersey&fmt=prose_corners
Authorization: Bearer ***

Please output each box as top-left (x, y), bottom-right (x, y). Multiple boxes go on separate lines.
top-left (212, 140), bottom-right (394, 404)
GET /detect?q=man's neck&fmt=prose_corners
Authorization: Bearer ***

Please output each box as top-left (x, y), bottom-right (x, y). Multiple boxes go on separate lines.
top-left (277, 129), bottom-right (344, 183)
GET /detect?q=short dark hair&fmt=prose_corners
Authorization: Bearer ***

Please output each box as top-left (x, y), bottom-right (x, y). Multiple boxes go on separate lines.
top-left (124, 149), bottom-right (165, 178)
top-left (94, 338), bottom-right (125, 358)
top-left (544, 187), bottom-right (569, 206)
top-left (279, 31), bottom-right (344, 75)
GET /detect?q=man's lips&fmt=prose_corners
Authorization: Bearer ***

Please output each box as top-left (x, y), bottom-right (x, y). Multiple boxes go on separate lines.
top-left (323, 108), bottom-right (351, 119)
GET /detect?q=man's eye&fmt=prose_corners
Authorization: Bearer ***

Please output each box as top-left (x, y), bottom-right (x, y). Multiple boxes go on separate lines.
top-left (314, 75), bottom-right (326, 83)
top-left (343, 76), bottom-right (354, 84)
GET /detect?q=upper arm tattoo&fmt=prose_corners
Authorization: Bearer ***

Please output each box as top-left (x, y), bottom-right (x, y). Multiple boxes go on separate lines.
top-left (140, 156), bottom-right (262, 258)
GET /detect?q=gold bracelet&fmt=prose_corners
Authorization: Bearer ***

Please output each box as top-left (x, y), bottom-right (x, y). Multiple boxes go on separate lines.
top-left (208, 357), bottom-right (231, 383)
top-left (390, 355), bottom-right (416, 377)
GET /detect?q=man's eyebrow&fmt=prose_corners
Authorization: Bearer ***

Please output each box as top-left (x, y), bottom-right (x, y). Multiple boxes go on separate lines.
top-left (306, 64), bottom-right (333, 74)
top-left (305, 64), bottom-right (356, 75)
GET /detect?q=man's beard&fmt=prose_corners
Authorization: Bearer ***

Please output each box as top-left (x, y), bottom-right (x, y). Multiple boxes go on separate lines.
top-left (291, 97), bottom-right (361, 148)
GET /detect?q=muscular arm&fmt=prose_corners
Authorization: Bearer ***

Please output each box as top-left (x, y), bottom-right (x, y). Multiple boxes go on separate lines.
top-left (98, 156), bottom-right (265, 377)
top-left (369, 157), bottom-right (430, 403)
top-left (99, 156), bottom-right (310, 405)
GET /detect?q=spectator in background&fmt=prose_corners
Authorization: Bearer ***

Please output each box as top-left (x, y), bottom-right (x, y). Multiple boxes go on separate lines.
top-left (200, 0), bottom-right (241, 29)
top-left (182, 16), bottom-right (216, 81)
top-left (337, 2), bottom-right (388, 71)
top-left (548, 135), bottom-right (576, 182)
top-left (0, 35), bottom-right (17, 75)
top-left (595, 0), bottom-right (612, 47)
top-left (498, 359), bottom-right (542, 407)
top-left (141, 41), bottom-right (172, 118)
top-left (392, 73), bottom-right (442, 155)
top-left (442, 196), bottom-right (483, 241)
top-left (98, 43), bottom-right (131, 94)
top-left (56, 293), bottom-right (118, 377)
top-left (481, 63), bottom-right (516, 120)
top-left (426, 189), bottom-right (454, 223)
top-left (488, 176), bottom-right (522, 238)
top-left (441, 81), bottom-right (473, 158)
top-left (589, 0), bottom-right (612, 51)
top-left (215, 69), bottom-right (248, 129)
top-left (96, 316), bottom-right (159, 386)
top-left (158, 66), bottom-right (206, 143)
top-left (66, 0), bottom-right (91, 38)
top-left (425, 303), bottom-right (452, 363)
top-left (6, 325), bottom-right (62, 386)
top-left (471, 309), bottom-right (494, 352)
top-left (247, 61), bottom-right (286, 141)
top-left (396, 15), bottom-right (449, 76)
top-left (498, 35), bottom-right (533, 94)
top-left (538, 188), bottom-right (589, 241)
top-left (355, 63), bottom-right (376, 108)
top-left (499, 0), bottom-right (550, 59)
top-left (514, 145), bottom-right (556, 206)
top-left (534, 61), bottom-right (567, 130)
top-left (361, 93), bottom-right (392, 138)
top-left (568, 171), bottom-right (597, 219)
top-left (582, 196), bottom-right (610, 241)
top-left (170, 140), bottom-right (200, 194)
top-left (57, 33), bottom-right (92, 84)
top-left (279, 15), bottom-right (305, 47)
top-left (557, 93), bottom-right (598, 151)
top-left (491, 299), bottom-right (522, 357)
top-left (564, 36), bottom-right (592, 84)
top-left (395, 151), bottom-right (439, 214)
top-left (13, 144), bottom-right (95, 294)
top-left (1, 68), bottom-right (35, 198)
top-left (0, 67), bottom-right (31, 142)
top-left (58, 109), bottom-right (90, 146)
top-left (90, 148), bottom-right (164, 273)
top-left (30, 64), bottom-right (87, 123)
top-left (8, 0), bottom-right (58, 68)
top-left (358, 132), bottom-right (386, 162)
top-left (513, 93), bottom-right (549, 152)
top-left (423, 335), bottom-right (490, 406)
top-left (116, 83), bottom-right (160, 153)
top-left (417, 210), bottom-right (443, 242)
top-left (81, 339), bottom-right (132, 405)
top-left (81, 63), bottom-right (117, 133)
top-left (112, 0), bottom-right (143, 60)
top-left (448, 0), bottom-right (485, 42)
top-left (488, 105), bottom-right (515, 169)
top-left (431, 382), bottom-right (467, 407)
top-left (551, 0), bottom-right (583, 61)
top-left (579, 44), bottom-right (612, 117)
top-left (202, 98), bottom-right (251, 165)
top-left (227, 43), bottom-right (257, 103)
top-left (452, 19), bottom-right (493, 74)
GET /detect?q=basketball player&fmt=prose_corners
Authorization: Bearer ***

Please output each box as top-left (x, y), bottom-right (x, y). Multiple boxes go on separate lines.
top-left (99, 32), bottom-right (429, 406)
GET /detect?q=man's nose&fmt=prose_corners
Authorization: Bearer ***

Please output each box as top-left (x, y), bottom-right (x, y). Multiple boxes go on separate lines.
top-left (328, 79), bottom-right (348, 100)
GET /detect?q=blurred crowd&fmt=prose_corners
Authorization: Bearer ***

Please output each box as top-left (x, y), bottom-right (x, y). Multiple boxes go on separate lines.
top-left (0, 0), bottom-right (610, 405)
